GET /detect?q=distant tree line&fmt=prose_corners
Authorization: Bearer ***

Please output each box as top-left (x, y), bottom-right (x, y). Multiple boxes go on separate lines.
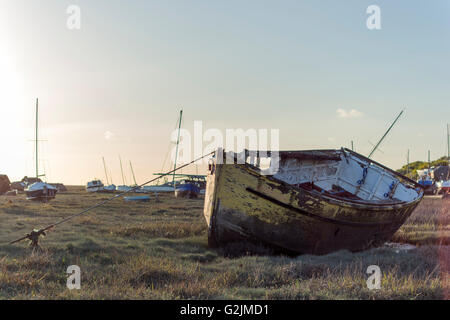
top-left (397, 156), bottom-right (449, 180)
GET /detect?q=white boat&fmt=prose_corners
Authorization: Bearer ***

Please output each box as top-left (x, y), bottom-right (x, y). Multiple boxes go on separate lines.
top-left (86, 180), bottom-right (105, 193)
top-left (26, 182), bottom-right (57, 201)
top-left (117, 185), bottom-right (134, 192)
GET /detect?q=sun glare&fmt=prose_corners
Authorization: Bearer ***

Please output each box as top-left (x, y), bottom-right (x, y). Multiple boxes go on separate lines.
top-left (0, 46), bottom-right (27, 180)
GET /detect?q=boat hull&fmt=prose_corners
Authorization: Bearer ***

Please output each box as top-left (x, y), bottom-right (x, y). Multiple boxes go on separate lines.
top-left (26, 189), bottom-right (57, 202)
top-left (143, 186), bottom-right (174, 193)
top-left (204, 159), bottom-right (422, 255)
top-left (175, 190), bottom-right (199, 198)
top-left (124, 196), bottom-right (150, 202)
top-left (175, 183), bottom-right (200, 199)
top-left (86, 187), bottom-right (104, 193)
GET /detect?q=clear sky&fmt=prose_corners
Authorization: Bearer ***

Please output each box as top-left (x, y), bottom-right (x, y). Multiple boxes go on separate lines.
top-left (0, 0), bottom-right (449, 185)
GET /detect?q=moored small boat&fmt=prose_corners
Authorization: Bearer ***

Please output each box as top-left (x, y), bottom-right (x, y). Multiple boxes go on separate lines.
top-left (26, 182), bottom-right (57, 202)
top-left (141, 184), bottom-right (174, 193)
top-left (441, 180), bottom-right (450, 195)
top-left (102, 184), bottom-right (117, 193)
top-left (124, 195), bottom-right (150, 202)
top-left (204, 148), bottom-right (424, 255)
top-left (175, 183), bottom-right (200, 199)
top-left (417, 178), bottom-right (437, 195)
top-left (117, 185), bottom-right (133, 192)
top-left (86, 180), bottom-right (104, 193)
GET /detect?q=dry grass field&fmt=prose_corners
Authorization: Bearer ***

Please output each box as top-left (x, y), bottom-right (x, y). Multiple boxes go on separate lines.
top-left (0, 187), bottom-right (448, 300)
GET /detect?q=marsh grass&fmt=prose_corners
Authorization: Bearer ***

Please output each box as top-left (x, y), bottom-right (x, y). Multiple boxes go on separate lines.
top-left (0, 189), bottom-right (448, 299)
top-left (392, 197), bottom-right (450, 246)
top-left (108, 221), bottom-right (206, 239)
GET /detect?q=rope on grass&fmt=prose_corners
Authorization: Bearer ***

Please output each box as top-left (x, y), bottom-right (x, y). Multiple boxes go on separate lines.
top-left (8, 151), bottom-right (215, 247)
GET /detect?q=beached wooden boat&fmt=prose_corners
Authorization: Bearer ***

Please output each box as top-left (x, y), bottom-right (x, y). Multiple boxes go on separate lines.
top-left (204, 148), bottom-right (424, 255)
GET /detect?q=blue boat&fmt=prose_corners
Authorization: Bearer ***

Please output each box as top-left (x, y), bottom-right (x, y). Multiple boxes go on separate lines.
top-left (175, 183), bottom-right (200, 198)
top-left (417, 180), bottom-right (433, 187)
top-left (417, 179), bottom-right (437, 195)
top-left (124, 195), bottom-right (150, 202)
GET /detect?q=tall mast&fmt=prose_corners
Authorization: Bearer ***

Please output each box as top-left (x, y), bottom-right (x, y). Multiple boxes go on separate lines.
top-left (130, 161), bottom-right (137, 186)
top-left (35, 98), bottom-right (39, 178)
top-left (407, 149), bottom-right (410, 177)
top-left (428, 150), bottom-right (431, 170)
top-left (447, 123), bottom-right (449, 161)
top-left (119, 156), bottom-right (126, 185)
top-left (368, 110), bottom-right (404, 159)
top-left (447, 123), bottom-right (450, 180)
top-left (109, 168), bottom-right (114, 184)
top-left (102, 157), bottom-right (109, 185)
top-left (173, 110), bottom-right (183, 187)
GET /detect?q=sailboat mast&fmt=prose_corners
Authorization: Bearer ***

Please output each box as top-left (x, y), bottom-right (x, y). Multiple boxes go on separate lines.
top-left (368, 110), bottom-right (404, 159)
top-left (407, 149), bottom-right (410, 177)
top-left (130, 161), bottom-right (137, 186)
top-left (103, 157), bottom-right (109, 185)
top-left (119, 156), bottom-right (126, 185)
top-left (173, 110), bottom-right (183, 187)
top-left (36, 98), bottom-right (39, 178)
top-left (447, 124), bottom-right (449, 180)
top-left (109, 169), bottom-right (114, 184)
top-left (447, 123), bottom-right (449, 161)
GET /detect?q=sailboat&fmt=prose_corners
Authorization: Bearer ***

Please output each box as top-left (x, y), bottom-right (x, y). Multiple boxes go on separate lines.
top-left (143, 110), bottom-right (185, 193)
top-left (102, 157), bottom-right (116, 192)
top-left (439, 124), bottom-right (450, 195)
top-left (417, 151), bottom-right (438, 195)
top-left (143, 110), bottom-right (206, 195)
top-left (171, 110), bottom-right (206, 198)
top-left (86, 179), bottom-right (105, 193)
top-left (117, 156), bottom-right (133, 192)
top-left (86, 158), bottom-right (117, 193)
top-left (128, 161), bottom-right (147, 193)
top-left (25, 99), bottom-right (58, 202)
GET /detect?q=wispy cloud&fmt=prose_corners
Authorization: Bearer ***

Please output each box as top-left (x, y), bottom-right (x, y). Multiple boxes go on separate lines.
top-left (337, 108), bottom-right (364, 118)
top-left (104, 131), bottom-right (115, 140)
